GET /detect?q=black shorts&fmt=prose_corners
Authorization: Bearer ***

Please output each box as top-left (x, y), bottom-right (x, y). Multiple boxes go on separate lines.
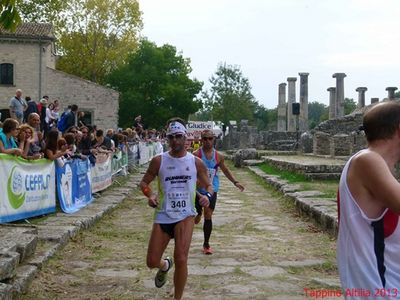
top-left (159, 221), bottom-right (179, 239)
top-left (195, 192), bottom-right (217, 215)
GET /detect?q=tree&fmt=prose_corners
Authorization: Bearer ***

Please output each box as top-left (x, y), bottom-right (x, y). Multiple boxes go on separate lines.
top-left (107, 39), bottom-right (203, 129)
top-left (344, 98), bottom-right (357, 115)
top-left (18, 0), bottom-right (142, 84)
top-left (308, 101), bottom-right (328, 129)
top-left (0, 0), bottom-right (21, 31)
top-left (203, 63), bottom-right (257, 126)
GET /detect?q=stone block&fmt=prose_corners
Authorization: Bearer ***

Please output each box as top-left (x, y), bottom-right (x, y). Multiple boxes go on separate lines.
top-left (0, 283), bottom-right (13, 300)
top-left (313, 131), bottom-right (330, 155)
top-left (0, 252), bottom-right (20, 281)
top-left (299, 131), bottom-right (313, 153)
top-left (330, 133), bottom-right (351, 157)
top-left (11, 265), bottom-right (38, 295)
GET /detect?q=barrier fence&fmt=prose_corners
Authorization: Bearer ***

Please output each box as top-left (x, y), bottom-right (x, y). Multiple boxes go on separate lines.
top-left (0, 141), bottom-right (163, 223)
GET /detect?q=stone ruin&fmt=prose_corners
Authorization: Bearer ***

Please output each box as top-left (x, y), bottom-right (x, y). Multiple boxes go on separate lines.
top-left (222, 72), bottom-right (399, 158)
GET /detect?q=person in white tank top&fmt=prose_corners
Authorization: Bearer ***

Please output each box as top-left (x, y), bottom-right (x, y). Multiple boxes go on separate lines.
top-left (140, 118), bottom-right (213, 300)
top-left (337, 101), bottom-right (400, 299)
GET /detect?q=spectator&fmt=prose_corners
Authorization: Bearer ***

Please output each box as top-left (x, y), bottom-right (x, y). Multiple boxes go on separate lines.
top-left (44, 129), bottom-right (67, 160)
top-left (0, 118), bottom-right (23, 156)
top-left (91, 129), bottom-right (113, 152)
top-left (45, 103), bottom-right (57, 130)
top-left (78, 111), bottom-right (86, 127)
top-left (17, 124), bottom-right (42, 160)
top-left (77, 126), bottom-right (92, 155)
top-left (27, 113), bottom-right (44, 151)
top-left (37, 95), bottom-right (49, 115)
top-left (64, 104), bottom-right (78, 132)
top-left (24, 96), bottom-right (39, 122)
top-left (133, 115), bottom-right (144, 130)
top-left (39, 98), bottom-right (48, 133)
top-left (9, 89), bottom-right (27, 124)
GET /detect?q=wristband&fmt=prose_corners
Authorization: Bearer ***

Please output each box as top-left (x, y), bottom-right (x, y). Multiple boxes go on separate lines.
top-left (204, 192), bottom-right (212, 201)
top-left (142, 186), bottom-right (152, 197)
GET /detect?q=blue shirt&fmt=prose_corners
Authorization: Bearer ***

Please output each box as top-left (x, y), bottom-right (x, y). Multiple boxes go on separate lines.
top-left (0, 128), bottom-right (17, 150)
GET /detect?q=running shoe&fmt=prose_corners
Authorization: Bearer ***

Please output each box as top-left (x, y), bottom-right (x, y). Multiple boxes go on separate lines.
top-left (194, 214), bottom-right (202, 225)
top-left (202, 246), bottom-right (213, 255)
top-left (154, 257), bottom-right (173, 288)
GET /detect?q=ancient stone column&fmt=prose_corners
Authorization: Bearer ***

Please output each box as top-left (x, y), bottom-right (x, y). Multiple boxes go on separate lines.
top-left (277, 83), bottom-right (287, 132)
top-left (386, 87), bottom-right (397, 100)
top-left (327, 87), bottom-right (336, 120)
top-left (355, 87), bottom-right (367, 108)
top-left (287, 77), bottom-right (297, 132)
top-left (371, 98), bottom-right (379, 104)
top-left (333, 73), bottom-right (346, 117)
top-left (299, 72), bottom-right (309, 131)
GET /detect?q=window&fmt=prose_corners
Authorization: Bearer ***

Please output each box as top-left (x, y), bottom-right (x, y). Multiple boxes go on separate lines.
top-left (0, 109), bottom-right (10, 122)
top-left (0, 63), bottom-right (13, 85)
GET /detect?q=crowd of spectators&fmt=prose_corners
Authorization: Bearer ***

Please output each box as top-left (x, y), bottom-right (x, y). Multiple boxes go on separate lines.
top-left (0, 91), bottom-right (167, 164)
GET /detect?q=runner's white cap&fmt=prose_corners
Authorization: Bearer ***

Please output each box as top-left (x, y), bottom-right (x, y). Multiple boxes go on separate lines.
top-left (167, 121), bottom-right (187, 136)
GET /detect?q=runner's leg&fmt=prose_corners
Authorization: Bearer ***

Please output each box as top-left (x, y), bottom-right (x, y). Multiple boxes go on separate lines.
top-left (173, 217), bottom-right (195, 300)
top-left (147, 223), bottom-right (171, 270)
top-left (203, 207), bottom-right (214, 248)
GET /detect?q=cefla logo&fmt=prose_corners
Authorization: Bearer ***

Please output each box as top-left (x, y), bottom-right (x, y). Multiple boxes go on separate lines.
top-left (7, 166), bottom-right (26, 209)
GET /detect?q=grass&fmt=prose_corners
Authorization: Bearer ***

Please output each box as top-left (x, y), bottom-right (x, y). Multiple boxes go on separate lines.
top-left (258, 163), bottom-right (307, 183)
top-left (258, 162), bottom-right (339, 198)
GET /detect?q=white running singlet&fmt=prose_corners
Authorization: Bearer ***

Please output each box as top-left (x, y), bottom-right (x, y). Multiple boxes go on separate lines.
top-left (337, 151), bottom-right (400, 300)
top-left (154, 151), bottom-right (197, 224)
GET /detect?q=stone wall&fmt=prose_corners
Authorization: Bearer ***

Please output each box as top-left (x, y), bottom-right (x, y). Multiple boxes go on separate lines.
top-left (313, 113), bottom-right (363, 135)
top-left (0, 41), bottom-right (54, 105)
top-left (46, 68), bottom-right (119, 130)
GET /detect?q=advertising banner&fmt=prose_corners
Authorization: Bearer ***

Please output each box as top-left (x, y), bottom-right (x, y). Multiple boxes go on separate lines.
top-left (0, 154), bottom-right (56, 222)
top-left (56, 158), bottom-right (92, 213)
top-left (91, 153), bottom-right (112, 193)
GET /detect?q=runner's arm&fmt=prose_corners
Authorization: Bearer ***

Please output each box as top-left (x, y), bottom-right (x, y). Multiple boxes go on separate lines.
top-left (195, 157), bottom-right (213, 194)
top-left (218, 153), bottom-right (244, 191)
top-left (139, 155), bottom-right (161, 207)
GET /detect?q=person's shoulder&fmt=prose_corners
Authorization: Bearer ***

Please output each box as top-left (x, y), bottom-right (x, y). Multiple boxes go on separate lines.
top-left (351, 150), bottom-right (385, 170)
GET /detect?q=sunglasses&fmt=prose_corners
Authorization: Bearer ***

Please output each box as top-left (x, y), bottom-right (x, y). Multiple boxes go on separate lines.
top-left (202, 137), bottom-right (214, 141)
top-left (167, 134), bottom-right (184, 140)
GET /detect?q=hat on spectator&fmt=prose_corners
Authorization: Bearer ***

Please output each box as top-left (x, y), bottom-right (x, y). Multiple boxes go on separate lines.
top-left (39, 98), bottom-right (48, 104)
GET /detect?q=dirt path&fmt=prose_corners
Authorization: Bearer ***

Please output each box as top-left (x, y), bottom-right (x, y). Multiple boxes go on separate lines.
top-left (22, 166), bottom-right (339, 300)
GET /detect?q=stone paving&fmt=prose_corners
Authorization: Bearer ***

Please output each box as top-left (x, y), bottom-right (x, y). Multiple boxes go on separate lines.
top-left (13, 164), bottom-right (340, 300)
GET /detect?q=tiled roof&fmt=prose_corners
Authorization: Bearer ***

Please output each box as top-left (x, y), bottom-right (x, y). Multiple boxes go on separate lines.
top-left (0, 22), bottom-right (54, 40)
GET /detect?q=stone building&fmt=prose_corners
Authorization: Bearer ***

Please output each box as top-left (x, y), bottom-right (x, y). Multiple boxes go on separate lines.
top-left (0, 23), bottom-right (119, 129)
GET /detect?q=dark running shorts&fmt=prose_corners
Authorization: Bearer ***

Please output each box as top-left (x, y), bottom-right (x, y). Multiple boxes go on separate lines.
top-left (195, 192), bottom-right (218, 215)
top-left (159, 221), bottom-right (179, 239)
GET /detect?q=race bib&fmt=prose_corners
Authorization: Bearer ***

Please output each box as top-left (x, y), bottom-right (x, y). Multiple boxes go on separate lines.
top-left (207, 167), bottom-right (216, 185)
top-left (165, 191), bottom-right (190, 219)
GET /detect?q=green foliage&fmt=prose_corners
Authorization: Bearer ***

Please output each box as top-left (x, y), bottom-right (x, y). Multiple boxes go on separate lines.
top-left (202, 63), bottom-right (257, 126)
top-left (19, 0), bottom-right (142, 84)
top-left (17, 0), bottom-right (67, 31)
top-left (258, 163), bottom-right (307, 183)
top-left (254, 104), bottom-right (277, 130)
top-left (308, 101), bottom-right (328, 129)
top-left (344, 98), bottom-right (356, 115)
top-left (106, 39), bottom-right (203, 129)
top-left (0, 0), bottom-right (21, 31)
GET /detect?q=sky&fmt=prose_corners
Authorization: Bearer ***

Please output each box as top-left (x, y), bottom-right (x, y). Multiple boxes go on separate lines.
top-left (138, 0), bottom-right (400, 109)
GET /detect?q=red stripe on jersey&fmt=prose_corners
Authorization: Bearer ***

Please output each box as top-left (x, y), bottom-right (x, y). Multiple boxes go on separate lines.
top-left (383, 209), bottom-right (399, 238)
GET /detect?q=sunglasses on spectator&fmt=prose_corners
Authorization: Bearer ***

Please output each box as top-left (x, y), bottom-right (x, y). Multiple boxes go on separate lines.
top-left (202, 137), bottom-right (214, 140)
top-left (167, 134), bottom-right (184, 140)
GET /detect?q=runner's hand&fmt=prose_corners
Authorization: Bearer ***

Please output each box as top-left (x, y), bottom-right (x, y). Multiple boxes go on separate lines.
top-left (235, 182), bottom-right (245, 192)
top-left (148, 193), bottom-right (159, 208)
top-left (199, 195), bottom-right (210, 208)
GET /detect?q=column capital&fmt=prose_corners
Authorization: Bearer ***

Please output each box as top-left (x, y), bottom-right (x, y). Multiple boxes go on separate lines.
top-left (287, 77), bottom-right (297, 82)
top-left (298, 72), bottom-right (309, 77)
top-left (332, 73), bottom-right (347, 79)
top-left (279, 83), bottom-right (287, 87)
top-left (385, 87), bottom-right (398, 91)
top-left (327, 87), bottom-right (336, 92)
top-left (356, 87), bottom-right (368, 92)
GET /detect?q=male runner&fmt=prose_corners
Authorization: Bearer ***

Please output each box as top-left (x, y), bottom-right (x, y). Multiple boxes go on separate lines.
top-left (140, 118), bottom-right (213, 300)
top-left (194, 129), bottom-right (244, 254)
